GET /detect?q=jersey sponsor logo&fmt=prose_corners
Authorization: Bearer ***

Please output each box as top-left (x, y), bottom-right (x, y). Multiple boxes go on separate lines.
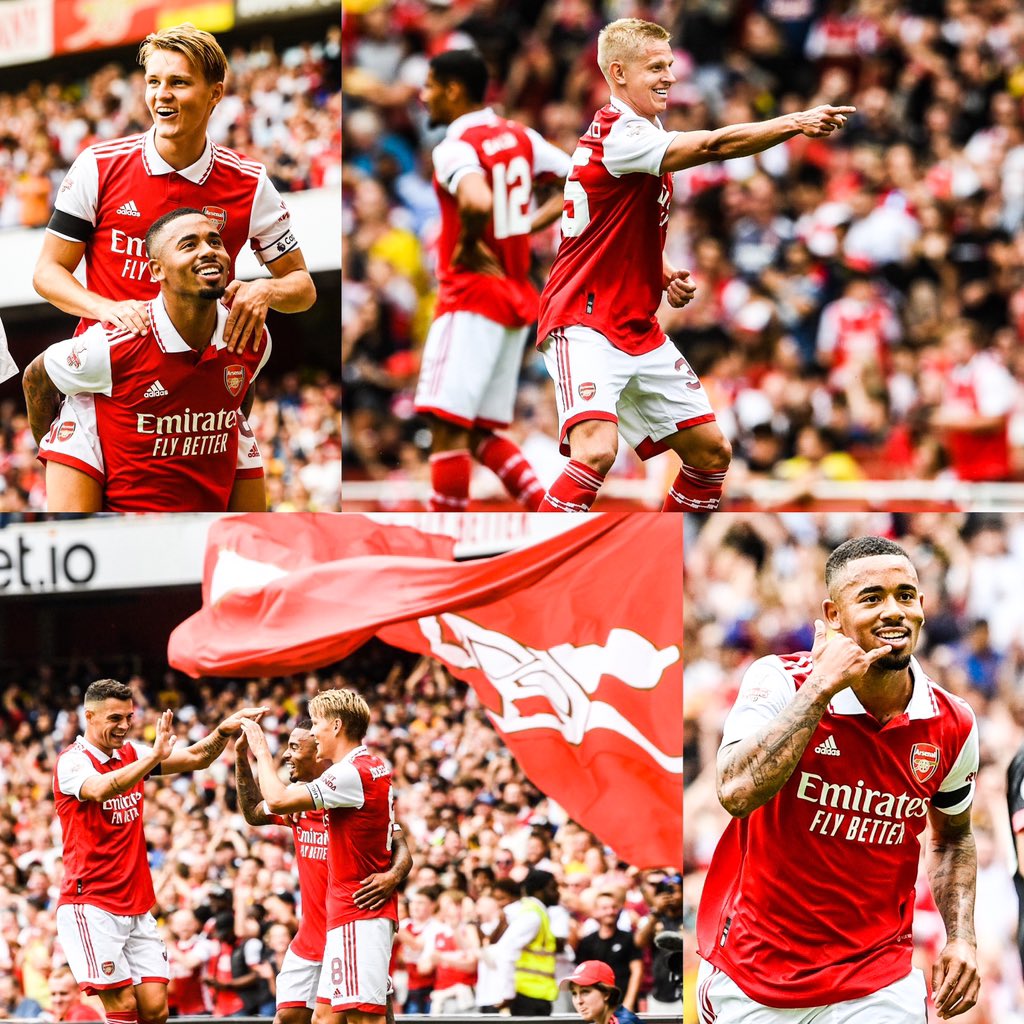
top-left (66, 340), bottom-right (87, 371)
top-left (910, 742), bottom-right (940, 783)
top-left (813, 735), bottom-right (841, 757)
top-left (417, 613), bottom-right (681, 772)
top-left (136, 407), bottom-right (238, 459)
top-left (144, 380), bottom-right (169, 398)
top-left (795, 771), bottom-right (930, 819)
top-left (116, 200), bottom-right (141, 217)
top-left (57, 421), bottom-right (76, 442)
top-left (202, 205), bottom-right (228, 230)
top-left (110, 229), bottom-right (157, 283)
top-left (224, 365), bottom-right (246, 397)
top-left (102, 961), bottom-right (115, 976)
top-left (101, 789), bottom-right (143, 824)
top-left (578, 382), bottom-right (596, 401)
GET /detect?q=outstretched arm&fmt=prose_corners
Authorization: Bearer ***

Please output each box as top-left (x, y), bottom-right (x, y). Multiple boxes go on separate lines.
top-left (78, 710), bottom-right (177, 802)
top-left (238, 718), bottom-right (316, 814)
top-left (717, 620), bottom-right (891, 817)
top-left (661, 105), bottom-right (855, 174)
top-left (927, 808), bottom-right (979, 1019)
top-left (234, 733), bottom-right (272, 826)
top-left (160, 706), bottom-right (269, 775)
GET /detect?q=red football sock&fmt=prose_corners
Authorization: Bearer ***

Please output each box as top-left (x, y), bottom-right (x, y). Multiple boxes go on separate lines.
top-left (106, 1012), bottom-right (139, 1024)
top-left (475, 433), bottom-right (545, 511)
top-left (538, 459), bottom-right (605, 512)
top-left (663, 464), bottom-right (727, 511)
top-left (428, 450), bottom-right (471, 511)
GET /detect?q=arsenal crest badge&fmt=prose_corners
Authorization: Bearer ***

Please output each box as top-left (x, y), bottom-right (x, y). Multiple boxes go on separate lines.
top-left (101, 961), bottom-right (115, 976)
top-left (56, 421), bottom-right (75, 442)
top-left (224, 365), bottom-right (246, 397)
top-left (910, 742), bottom-right (940, 784)
top-left (578, 382), bottom-right (597, 401)
top-left (202, 205), bottom-right (228, 231)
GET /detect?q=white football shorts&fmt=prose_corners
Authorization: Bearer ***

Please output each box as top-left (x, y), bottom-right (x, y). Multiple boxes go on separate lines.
top-left (276, 944), bottom-right (322, 1010)
top-left (56, 904), bottom-right (169, 995)
top-left (696, 958), bottom-right (928, 1024)
top-left (38, 394), bottom-right (264, 478)
top-left (414, 310), bottom-right (530, 429)
top-left (316, 918), bottom-right (394, 1014)
top-left (541, 325), bottom-right (716, 459)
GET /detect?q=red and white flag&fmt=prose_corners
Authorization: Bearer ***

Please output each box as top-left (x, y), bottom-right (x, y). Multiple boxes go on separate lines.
top-left (168, 513), bottom-right (682, 868)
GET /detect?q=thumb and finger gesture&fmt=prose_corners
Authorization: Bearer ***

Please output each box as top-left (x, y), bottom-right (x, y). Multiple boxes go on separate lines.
top-left (810, 618), bottom-right (892, 694)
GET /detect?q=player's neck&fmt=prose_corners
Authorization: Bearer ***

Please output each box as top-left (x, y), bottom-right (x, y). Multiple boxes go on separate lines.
top-left (153, 131), bottom-right (208, 172)
top-left (609, 89), bottom-right (656, 125)
top-left (163, 294), bottom-right (219, 352)
top-left (851, 669), bottom-right (914, 726)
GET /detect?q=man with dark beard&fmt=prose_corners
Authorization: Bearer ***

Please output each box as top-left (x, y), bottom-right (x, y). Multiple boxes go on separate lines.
top-left (696, 536), bottom-right (980, 1022)
top-left (22, 208), bottom-right (270, 511)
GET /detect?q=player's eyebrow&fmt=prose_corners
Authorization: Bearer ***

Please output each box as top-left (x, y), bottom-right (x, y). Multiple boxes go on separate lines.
top-left (854, 582), bottom-right (917, 597)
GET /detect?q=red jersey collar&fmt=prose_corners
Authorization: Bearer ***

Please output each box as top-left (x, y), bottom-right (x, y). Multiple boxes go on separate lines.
top-left (148, 295), bottom-right (229, 355)
top-left (143, 127), bottom-right (215, 184)
top-left (75, 735), bottom-right (123, 764)
top-left (828, 656), bottom-right (938, 721)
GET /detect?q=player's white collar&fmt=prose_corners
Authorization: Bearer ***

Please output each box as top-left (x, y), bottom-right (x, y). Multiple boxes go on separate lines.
top-left (608, 94), bottom-right (664, 130)
top-left (75, 735), bottom-right (123, 764)
top-left (143, 127), bottom-right (215, 183)
top-left (446, 107), bottom-right (498, 138)
top-left (828, 656), bottom-right (938, 721)
top-left (148, 294), bottom-right (229, 354)
top-left (341, 744), bottom-right (369, 763)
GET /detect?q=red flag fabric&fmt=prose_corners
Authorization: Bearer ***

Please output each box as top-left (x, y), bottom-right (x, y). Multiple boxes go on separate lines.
top-left (167, 513), bottom-right (682, 868)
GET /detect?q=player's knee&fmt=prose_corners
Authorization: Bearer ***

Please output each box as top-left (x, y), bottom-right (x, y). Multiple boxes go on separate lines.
top-left (569, 426), bottom-right (617, 476)
top-left (139, 1011), bottom-right (168, 1024)
top-left (691, 432), bottom-right (732, 472)
top-left (102, 986), bottom-right (137, 1014)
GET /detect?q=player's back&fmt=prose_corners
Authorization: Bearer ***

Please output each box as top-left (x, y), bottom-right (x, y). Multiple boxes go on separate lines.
top-left (538, 100), bottom-right (674, 355)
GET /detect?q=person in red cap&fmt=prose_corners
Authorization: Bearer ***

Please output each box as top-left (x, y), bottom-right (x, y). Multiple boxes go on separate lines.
top-left (561, 960), bottom-right (642, 1024)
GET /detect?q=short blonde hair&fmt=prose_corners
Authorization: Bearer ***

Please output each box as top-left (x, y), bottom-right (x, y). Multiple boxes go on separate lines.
top-left (308, 689), bottom-right (370, 741)
top-left (597, 19), bottom-right (671, 82)
top-left (139, 23), bottom-right (228, 84)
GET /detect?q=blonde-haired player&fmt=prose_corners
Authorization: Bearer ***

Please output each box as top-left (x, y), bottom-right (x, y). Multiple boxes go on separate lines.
top-left (536, 18), bottom-right (854, 513)
top-left (240, 691), bottom-right (397, 1024)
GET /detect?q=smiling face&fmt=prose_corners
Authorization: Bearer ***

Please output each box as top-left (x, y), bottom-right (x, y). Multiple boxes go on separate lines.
top-left (145, 48), bottom-right (223, 150)
top-left (610, 40), bottom-right (676, 121)
top-left (824, 554), bottom-right (925, 671)
top-left (148, 213), bottom-right (229, 299)
top-left (84, 698), bottom-right (134, 755)
top-left (282, 728), bottom-right (328, 783)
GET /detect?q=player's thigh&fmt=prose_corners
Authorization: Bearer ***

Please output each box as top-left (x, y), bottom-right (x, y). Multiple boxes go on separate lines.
top-left (475, 324), bottom-right (531, 428)
top-left (125, 914), bottom-right (169, 1018)
top-left (133, 981), bottom-right (168, 1023)
top-left (696, 958), bottom-right (813, 1024)
top-left (415, 311), bottom-right (507, 421)
top-left (828, 969), bottom-right (927, 1024)
top-left (55, 903), bottom-right (133, 993)
top-left (276, 945), bottom-right (321, 1013)
top-left (318, 919), bottom-right (392, 1012)
top-left (617, 339), bottom-right (717, 459)
top-left (45, 461), bottom-right (104, 512)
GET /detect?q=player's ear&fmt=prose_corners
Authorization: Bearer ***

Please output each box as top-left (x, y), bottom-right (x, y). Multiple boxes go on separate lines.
top-left (823, 599), bottom-right (841, 630)
top-left (149, 258), bottom-right (165, 283)
top-left (208, 80), bottom-right (224, 108)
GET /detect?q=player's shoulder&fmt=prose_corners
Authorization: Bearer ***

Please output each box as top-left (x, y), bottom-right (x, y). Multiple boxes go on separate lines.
top-left (55, 737), bottom-right (89, 762)
top-left (746, 650), bottom-right (813, 687)
top-left (210, 141), bottom-right (265, 180)
top-left (89, 133), bottom-right (147, 162)
top-left (922, 673), bottom-right (977, 729)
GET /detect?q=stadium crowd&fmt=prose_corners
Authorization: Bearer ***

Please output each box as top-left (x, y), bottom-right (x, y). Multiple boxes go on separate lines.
top-left (342, 0), bottom-right (1024, 499)
top-left (683, 511), bottom-right (1024, 1023)
top-left (0, 641), bottom-right (680, 1017)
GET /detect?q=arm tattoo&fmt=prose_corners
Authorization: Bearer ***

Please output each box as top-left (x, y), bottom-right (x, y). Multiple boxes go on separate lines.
top-left (718, 682), bottom-right (832, 817)
top-left (22, 355), bottom-right (62, 445)
top-left (186, 727), bottom-right (230, 769)
top-left (928, 820), bottom-right (977, 945)
top-left (235, 753), bottom-right (271, 827)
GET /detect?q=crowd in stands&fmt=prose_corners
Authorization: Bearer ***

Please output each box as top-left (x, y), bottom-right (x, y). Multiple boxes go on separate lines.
top-left (683, 511), bottom-right (1024, 1023)
top-left (0, 377), bottom-right (341, 513)
top-left (343, 0), bottom-right (1024, 499)
top-left (0, 26), bottom-right (341, 230)
top-left (0, 641), bottom-right (680, 1017)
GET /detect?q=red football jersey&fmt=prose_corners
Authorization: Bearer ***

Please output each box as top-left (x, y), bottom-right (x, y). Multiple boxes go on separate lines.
top-left (942, 352), bottom-right (1016, 481)
top-left (54, 737), bottom-right (154, 916)
top-left (432, 108), bottom-right (571, 327)
top-left (268, 808), bottom-right (329, 961)
top-left (538, 97), bottom-right (678, 355)
top-left (40, 296), bottom-right (269, 511)
top-left (697, 652), bottom-right (978, 1008)
top-left (49, 128), bottom-right (298, 335)
top-left (306, 746), bottom-right (397, 930)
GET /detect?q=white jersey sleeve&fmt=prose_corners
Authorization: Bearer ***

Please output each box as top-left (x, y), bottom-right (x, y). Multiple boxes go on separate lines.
top-left (432, 137), bottom-right (485, 195)
top-left (306, 760), bottom-right (365, 810)
top-left (525, 128), bottom-right (572, 178)
top-left (933, 715), bottom-right (979, 816)
top-left (56, 746), bottom-right (99, 801)
top-left (974, 357), bottom-right (1018, 417)
top-left (248, 169), bottom-right (300, 266)
top-left (51, 148), bottom-right (100, 231)
top-left (601, 114), bottom-right (679, 178)
top-left (720, 656), bottom-right (797, 749)
top-left (42, 325), bottom-right (113, 397)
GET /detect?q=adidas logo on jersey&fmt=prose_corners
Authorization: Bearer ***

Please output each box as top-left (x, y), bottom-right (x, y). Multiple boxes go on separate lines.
top-left (116, 200), bottom-right (141, 217)
top-left (814, 735), bottom-right (841, 757)
top-left (144, 380), bottom-right (168, 398)
top-left (247, 443), bottom-right (259, 458)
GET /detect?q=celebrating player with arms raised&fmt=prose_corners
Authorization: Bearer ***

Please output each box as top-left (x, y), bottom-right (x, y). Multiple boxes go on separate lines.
top-left (31, 22), bottom-right (316, 512)
top-left (536, 18), bottom-right (853, 512)
top-left (53, 678), bottom-right (267, 1024)
top-left (240, 691), bottom-right (397, 1024)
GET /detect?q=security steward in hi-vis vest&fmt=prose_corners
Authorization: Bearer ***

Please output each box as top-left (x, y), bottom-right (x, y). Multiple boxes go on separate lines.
top-left (511, 870), bottom-right (561, 1014)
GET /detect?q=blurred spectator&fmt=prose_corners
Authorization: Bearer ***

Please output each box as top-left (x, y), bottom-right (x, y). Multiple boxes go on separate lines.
top-left (40, 967), bottom-right (102, 1022)
top-left (204, 911), bottom-right (268, 1018)
top-left (575, 889), bottom-right (643, 1013)
top-left (635, 869), bottom-right (683, 1016)
top-left (0, 973), bottom-right (42, 1020)
top-left (395, 885), bottom-right (440, 1013)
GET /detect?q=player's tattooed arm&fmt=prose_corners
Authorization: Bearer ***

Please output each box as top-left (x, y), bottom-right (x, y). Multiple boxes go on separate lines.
top-left (238, 718), bottom-right (316, 814)
top-left (234, 733), bottom-right (272, 827)
top-left (160, 706), bottom-right (269, 774)
top-left (717, 620), bottom-right (892, 817)
top-left (22, 354), bottom-right (62, 445)
top-left (927, 807), bottom-right (980, 1019)
top-left (353, 826), bottom-right (414, 911)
